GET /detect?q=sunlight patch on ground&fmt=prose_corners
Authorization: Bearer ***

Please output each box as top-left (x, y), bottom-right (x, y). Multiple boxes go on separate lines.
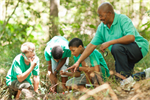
top-left (0, 68), bottom-right (6, 74)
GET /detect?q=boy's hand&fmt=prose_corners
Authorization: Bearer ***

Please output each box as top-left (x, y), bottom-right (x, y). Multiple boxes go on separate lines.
top-left (49, 86), bottom-right (56, 93)
top-left (32, 56), bottom-right (38, 64)
top-left (53, 71), bottom-right (57, 76)
top-left (49, 83), bottom-right (59, 93)
top-left (30, 56), bottom-right (38, 68)
top-left (60, 70), bottom-right (66, 75)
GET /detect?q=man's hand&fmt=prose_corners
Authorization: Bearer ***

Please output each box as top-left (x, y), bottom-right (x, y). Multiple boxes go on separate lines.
top-left (100, 42), bottom-right (110, 52)
top-left (67, 62), bottom-right (80, 72)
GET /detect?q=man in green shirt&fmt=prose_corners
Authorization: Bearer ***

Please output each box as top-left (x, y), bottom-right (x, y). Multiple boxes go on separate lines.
top-left (68, 2), bottom-right (149, 78)
top-left (44, 36), bottom-right (71, 93)
top-left (6, 42), bottom-right (39, 99)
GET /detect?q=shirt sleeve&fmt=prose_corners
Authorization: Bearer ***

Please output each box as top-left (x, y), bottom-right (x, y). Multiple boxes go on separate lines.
top-left (120, 15), bottom-right (135, 36)
top-left (91, 24), bottom-right (104, 45)
top-left (44, 50), bottom-right (51, 61)
top-left (13, 61), bottom-right (22, 75)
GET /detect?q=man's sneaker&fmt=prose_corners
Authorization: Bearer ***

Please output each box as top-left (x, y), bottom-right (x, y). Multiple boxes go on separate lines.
top-left (144, 68), bottom-right (150, 79)
top-left (120, 76), bottom-right (136, 91)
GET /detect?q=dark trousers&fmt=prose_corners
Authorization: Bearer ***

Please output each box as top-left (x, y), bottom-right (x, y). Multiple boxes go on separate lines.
top-left (111, 42), bottom-right (143, 77)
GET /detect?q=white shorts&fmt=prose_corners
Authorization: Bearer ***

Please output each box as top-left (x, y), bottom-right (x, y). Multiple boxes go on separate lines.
top-left (66, 74), bottom-right (87, 86)
top-left (51, 57), bottom-right (69, 77)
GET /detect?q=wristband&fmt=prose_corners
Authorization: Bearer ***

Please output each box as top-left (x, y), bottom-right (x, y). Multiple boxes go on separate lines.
top-left (54, 69), bottom-right (59, 73)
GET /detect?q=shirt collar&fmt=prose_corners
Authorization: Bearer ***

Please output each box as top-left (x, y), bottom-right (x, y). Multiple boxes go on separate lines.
top-left (112, 12), bottom-right (118, 25)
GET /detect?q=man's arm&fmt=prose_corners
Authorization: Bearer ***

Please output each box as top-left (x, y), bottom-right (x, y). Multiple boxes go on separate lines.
top-left (67, 43), bottom-right (97, 72)
top-left (17, 62), bottom-right (36, 82)
top-left (33, 75), bottom-right (39, 93)
top-left (100, 35), bottom-right (135, 52)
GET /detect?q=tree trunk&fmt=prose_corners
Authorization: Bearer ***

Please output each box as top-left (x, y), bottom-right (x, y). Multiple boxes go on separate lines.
top-left (49, 0), bottom-right (59, 39)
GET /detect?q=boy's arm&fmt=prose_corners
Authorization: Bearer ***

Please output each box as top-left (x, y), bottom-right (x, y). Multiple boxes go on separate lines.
top-left (54, 57), bottom-right (67, 75)
top-left (17, 61), bottom-right (37, 82)
top-left (33, 75), bottom-right (39, 93)
top-left (47, 61), bottom-right (57, 85)
top-left (48, 60), bottom-right (52, 73)
top-left (60, 71), bottom-right (81, 77)
top-left (79, 65), bottom-right (100, 73)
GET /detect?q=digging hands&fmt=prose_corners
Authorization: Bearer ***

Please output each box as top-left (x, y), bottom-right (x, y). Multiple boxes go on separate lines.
top-left (49, 86), bottom-right (56, 93)
top-left (60, 70), bottom-right (66, 75)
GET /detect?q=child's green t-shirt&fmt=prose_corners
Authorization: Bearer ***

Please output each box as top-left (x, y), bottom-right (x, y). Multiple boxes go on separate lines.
top-left (6, 54), bottom-right (39, 86)
top-left (44, 36), bottom-right (71, 61)
top-left (73, 49), bottom-right (110, 80)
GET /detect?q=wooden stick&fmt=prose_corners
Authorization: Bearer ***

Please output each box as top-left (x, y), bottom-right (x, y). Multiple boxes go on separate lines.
top-left (130, 94), bottom-right (141, 100)
top-left (110, 70), bottom-right (126, 80)
top-left (79, 83), bottom-right (118, 100)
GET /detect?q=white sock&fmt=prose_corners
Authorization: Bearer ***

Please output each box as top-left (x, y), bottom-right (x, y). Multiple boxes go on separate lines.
top-left (144, 68), bottom-right (150, 79)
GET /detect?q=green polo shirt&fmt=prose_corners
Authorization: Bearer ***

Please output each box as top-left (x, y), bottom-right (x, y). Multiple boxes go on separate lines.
top-left (6, 54), bottom-right (39, 86)
top-left (73, 49), bottom-right (110, 80)
top-left (91, 13), bottom-right (149, 57)
top-left (44, 36), bottom-right (71, 61)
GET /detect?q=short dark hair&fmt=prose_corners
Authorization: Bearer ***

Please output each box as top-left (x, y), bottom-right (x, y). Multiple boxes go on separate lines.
top-left (51, 45), bottom-right (63, 59)
top-left (69, 38), bottom-right (84, 47)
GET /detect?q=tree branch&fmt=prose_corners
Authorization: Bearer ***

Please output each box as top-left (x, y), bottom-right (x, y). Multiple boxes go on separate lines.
top-left (0, 0), bottom-right (21, 39)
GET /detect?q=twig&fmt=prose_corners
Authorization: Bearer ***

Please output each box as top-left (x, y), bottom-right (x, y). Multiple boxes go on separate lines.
top-left (130, 93), bottom-right (141, 100)
top-left (50, 83), bottom-right (59, 89)
top-left (110, 70), bottom-right (126, 80)
top-left (0, 0), bottom-right (21, 39)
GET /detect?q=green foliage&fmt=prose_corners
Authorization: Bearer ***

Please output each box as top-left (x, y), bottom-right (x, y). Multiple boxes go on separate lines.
top-left (0, 21), bottom-right (34, 45)
top-left (146, 10), bottom-right (150, 16)
top-left (139, 10), bottom-right (150, 40)
top-left (0, 0), bottom-right (150, 99)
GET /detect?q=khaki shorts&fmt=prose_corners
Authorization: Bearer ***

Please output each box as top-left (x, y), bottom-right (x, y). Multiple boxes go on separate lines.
top-left (9, 80), bottom-right (33, 91)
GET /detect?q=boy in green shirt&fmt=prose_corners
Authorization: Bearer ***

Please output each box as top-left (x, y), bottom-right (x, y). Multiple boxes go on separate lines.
top-left (44, 36), bottom-right (71, 93)
top-left (61, 38), bottom-right (110, 90)
top-left (6, 42), bottom-right (39, 99)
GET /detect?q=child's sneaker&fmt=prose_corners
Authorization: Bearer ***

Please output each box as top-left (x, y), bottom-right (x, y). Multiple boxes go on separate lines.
top-left (120, 76), bottom-right (136, 91)
top-left (144, 68), bottom-right (150, 79)
top-left (86, 84), bottom-right (94, 88)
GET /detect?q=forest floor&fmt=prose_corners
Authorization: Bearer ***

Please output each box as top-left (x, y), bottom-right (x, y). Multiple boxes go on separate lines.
top-left (1, 68), bottom-right (150, 100)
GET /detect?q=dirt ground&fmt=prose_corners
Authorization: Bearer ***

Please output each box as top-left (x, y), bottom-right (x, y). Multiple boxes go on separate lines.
top-left (2, 78), bottom-right (150, 100)
top-left (42, 78), bottom-right (150, 100)
top-left (1, 68), bottom-right (150, 100)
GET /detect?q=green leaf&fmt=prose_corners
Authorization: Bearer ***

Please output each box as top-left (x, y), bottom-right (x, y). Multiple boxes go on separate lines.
top-left (87, 24), bottom-right (96, 29)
